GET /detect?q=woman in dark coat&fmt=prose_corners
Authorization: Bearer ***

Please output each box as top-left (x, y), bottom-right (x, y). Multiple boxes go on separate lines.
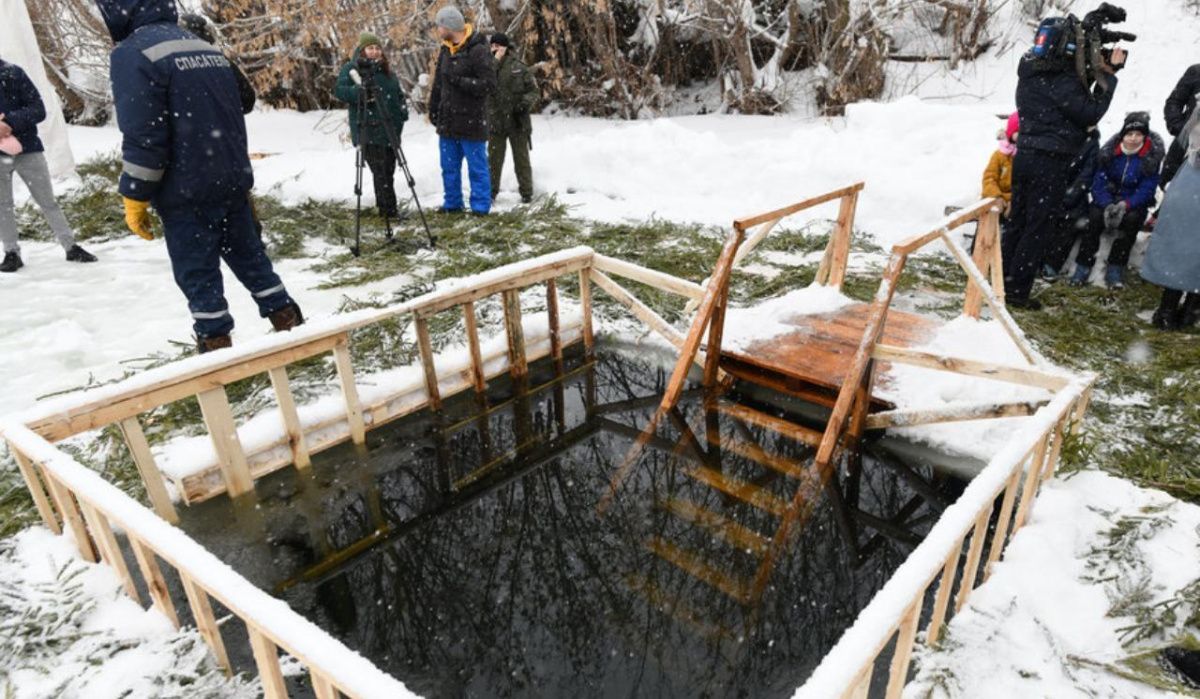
top-left (1142, 115), bottom-right (1200, 330)
top-left (334, 33), bottom-right (410, 220)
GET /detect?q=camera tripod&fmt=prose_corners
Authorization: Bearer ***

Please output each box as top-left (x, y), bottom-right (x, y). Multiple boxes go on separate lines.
top-left (350, 65), bottom-right (436, 257)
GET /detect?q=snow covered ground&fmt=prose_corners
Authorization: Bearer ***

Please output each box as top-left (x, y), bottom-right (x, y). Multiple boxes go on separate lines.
top-left (2, 1), bottom-right (1199, 696)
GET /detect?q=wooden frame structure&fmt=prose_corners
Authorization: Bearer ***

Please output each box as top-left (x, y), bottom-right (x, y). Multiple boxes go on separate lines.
top-left (2, 186), bottom-right (1092, 699)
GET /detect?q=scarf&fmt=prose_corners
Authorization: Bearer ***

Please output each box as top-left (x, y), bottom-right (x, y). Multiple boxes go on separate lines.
top-left (997, 139), bottom-right (1017, 157)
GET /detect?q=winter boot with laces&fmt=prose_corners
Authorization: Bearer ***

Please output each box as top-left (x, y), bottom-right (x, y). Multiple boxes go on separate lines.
top-left (268, 303), bottom-right (305, 332)
top-left (0, 251), bottom-right (22, 273)
top-left (65, 245), bottom-right (97, 263)
top-left (1180, 293), bottom-right (1200, 328)
top-left (197, 334), bottom-right (233, 354)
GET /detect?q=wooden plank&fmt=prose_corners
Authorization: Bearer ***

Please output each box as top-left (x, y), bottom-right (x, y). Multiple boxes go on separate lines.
top-left (129, 534), bottom-right (179, 628)
top-left (9, 446), bottom-right (60, 534)
top-left (938, 229), bottom-right (1038, 365)
top-left (42, 471), bottom-right (97, 562)
top-left (1038, 419), bottom-right (1067, 483)
top-left (196, 387), bottom-right (254, 497)
top-left (267, 366), bottom-right (311, 470)
top-left (462, 301), bottom-right (487, 393)
top-left (592, 254), bottom-right (704, 299)
top-left (118, 417), bottom-right (179, 523)
top-left (954, 505), bottom-right (993, 613)
top-left (844, 664), bottom-right (872, 699)
top-left (332, 338), bottom-right (367, 445)
top-left (990, 228), bottom-right (1006, 305)
top-left (703, 281), bottom-right (728, 387)
top-left (717, 402), bottom-right (824, 448)
top-left (661, 229), bottom-right (743, 411)
top-left (31, 334), bottom-right (344, 442)
top-left (78, 500), bottom-right (140, 602)
top-left (815, 253), bottom-right (906, 468)
top-left (891, 197), bottom-right (999, 255)
top-left (925, 538), bottom-right (962, 646)
top-left (579, 268), bottom-right (595, 357)
top-left (872, 344), bottom-right (1068, 390)
top-left (733, 182), bottom-right (865, 230)
top-left (963, 205), bottom-right (1000, 318)
top-left (547, 278), bottom-right (564, 370)
top-left (714, 436), bottom-right (810, 481)
top-left (248, 626), bottom-right (289, 699)
top-left (984, 468), bottom-right (1022, 581)
top-left (502, 289), bottom-right (528, 380)
top-left (1012, 434), bottom-right (1052, 531)
top-left (660, 498), bottom-right (770, 555)
top-left (886, 602), bottom-right (922, 698)
top-left (645, 536), bottom-right (750, 603)
top-left (589, 268), bottom-right (686, 349)
top-left (415, 252), bottom-right (592, 316)
top-left (828, 191), bottom-right (860, 289)
top-left (865, 399), bottom-right (1049, 430)
top-left (683, 465), bottom-right (788, 517)
top-left (732, 217), bottom-right (782, 269)
top-left (180, 574), bottom-right (232, 675)
top-left (414, 315), bottom-right (442, 411)
top-left (311, 672), bottom-right (339, 699)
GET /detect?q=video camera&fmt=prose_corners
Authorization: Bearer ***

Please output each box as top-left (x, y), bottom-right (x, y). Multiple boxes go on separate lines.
top-left (1031, 3), bottom-right (1136, 92)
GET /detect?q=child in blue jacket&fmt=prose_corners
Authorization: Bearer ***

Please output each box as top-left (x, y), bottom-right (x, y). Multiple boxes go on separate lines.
top-left (1070, 112), bottom-right (1164, 289)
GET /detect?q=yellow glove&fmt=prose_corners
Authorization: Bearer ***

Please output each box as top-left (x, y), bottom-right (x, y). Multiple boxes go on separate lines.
top-left (123, 197), bottom-right (156, 241)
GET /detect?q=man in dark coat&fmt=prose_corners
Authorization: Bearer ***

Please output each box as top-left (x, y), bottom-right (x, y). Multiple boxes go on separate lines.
top-left (1040, 129), bottom-right (1101, 278)
top-left (0, 60), bottom-right (96, 272)
top-left (97, 0), bottom-right (302, 353)
top-left (334, 33), bottom-right (410, 219)
top-left (1004, 42), bottom-right (1124, 309)
top-left (1160, 63), bottom-right (1200, 188)
top-left (486, 32), bottom-right (538, 204)
top-left (1068, 112), bottom-right (1164, 289)
top-left (428, 6), bottom-right (496, 215)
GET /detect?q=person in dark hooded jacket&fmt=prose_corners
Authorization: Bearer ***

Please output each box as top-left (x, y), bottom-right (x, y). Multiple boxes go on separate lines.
top-left (1004, 40), bottom-right (1124, 309)
top-left (428, 6), bottom-right (496, 215)
top-left (1068, 112), bottom-right (1163, 289)
top-left (178, 13), bottom-right (255, 115)
top-left (96, 0), bottom-right (302, 352)
top-left (1160, 63), bottom-right (1200, 188)
top-left (1041, 129), bottom-right (1101, 278)
top-left (334, 33), bottom-right (409, 220)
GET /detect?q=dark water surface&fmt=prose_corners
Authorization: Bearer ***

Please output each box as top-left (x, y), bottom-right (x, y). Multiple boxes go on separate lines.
top-left (178, 342), bottom-right (968, 698)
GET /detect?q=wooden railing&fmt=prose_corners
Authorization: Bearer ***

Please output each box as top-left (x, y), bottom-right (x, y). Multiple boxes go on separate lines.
top-left (795, 377), bottom-right (1093, 699)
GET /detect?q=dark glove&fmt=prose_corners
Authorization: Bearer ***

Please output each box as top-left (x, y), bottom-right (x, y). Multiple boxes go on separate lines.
top-left (1104, 201), bottom-right (1127, 231)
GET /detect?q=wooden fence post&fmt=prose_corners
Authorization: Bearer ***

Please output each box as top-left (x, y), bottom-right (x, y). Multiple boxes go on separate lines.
top-left (547, 278), bottom-right (564, 372)
top-left (42, 471), bottom-right (97, 562)
top-left (963, 206), bottom-right (1000, 318)
top-left (118, 417), bottom-right (179, 523)
top-left (925, 537), bottom-right (963, 646)
top-left (463, 301), bottom-right (487, 393)
top-left (984, 467), bottom-right (1022, 581)
top-left (579, 268), bottom-right (595, 358)
top-left (247, 626), bottom-right (289, 699)
top-left (828, 191), bottom-right (860, 289)
top-left (502, 289), bottom-right (528, 380)
top-left (332, 337), bottom-right (367, 446)
top-left (180, 574), bottom-right (232, 675)
top-left (197, 387), bottom-right (255, 497)
top-left (9, 446), bottom-right (60, 534)
top-left (886, 601), bottom-right (922, 698)
top-left (414, 314), bottom-right (442, 411)
top-left (77, 501), bottom-right (140, 602)
top-left (267, 366), bottom-right (311, 470)
top-left (129, 535), bottom-right (180, 628)
top-left (954, 505), bottom-right (993, 613)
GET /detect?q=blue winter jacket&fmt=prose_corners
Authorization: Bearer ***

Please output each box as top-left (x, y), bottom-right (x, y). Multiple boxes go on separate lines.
top-left (1091, 132), bottom-right (1165, 211)
top-left (97, 0), bottom-right (253, 209)
top-left (0, 60), bottom-right (46, 154)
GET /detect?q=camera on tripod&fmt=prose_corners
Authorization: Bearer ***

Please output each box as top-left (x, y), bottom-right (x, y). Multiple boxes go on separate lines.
top-left (1031, 3), bottom-right (1136, 91)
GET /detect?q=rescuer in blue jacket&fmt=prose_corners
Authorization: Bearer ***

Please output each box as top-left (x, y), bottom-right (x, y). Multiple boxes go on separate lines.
top-left (96, 0), bottom-right (303, 352)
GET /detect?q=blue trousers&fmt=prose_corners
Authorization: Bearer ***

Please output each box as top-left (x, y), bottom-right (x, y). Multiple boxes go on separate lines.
top-left (160, 195), bottom-right (294, 339)
top-left (440, 137), bottom-right (491, 214)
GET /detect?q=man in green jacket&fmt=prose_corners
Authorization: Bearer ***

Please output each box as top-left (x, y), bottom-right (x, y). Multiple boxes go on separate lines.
top-left (334, 34), bottom-right (409, 219)
top-left (486, 33), bottom-right (538, 204)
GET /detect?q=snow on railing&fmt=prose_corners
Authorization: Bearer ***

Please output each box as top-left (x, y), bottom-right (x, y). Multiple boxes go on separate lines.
top-left (794, 377), bottom-right (1094, 699)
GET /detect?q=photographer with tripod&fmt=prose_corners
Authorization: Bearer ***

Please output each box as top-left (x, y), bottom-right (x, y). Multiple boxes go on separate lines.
top-left (1004, 3), bottom-right (1133, 310)
top-left (335, 34), bottom-right (409, 222)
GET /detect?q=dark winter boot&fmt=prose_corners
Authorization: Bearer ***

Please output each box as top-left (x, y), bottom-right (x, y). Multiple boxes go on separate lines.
top-left (268, 303), bottom-right (305, 332)
top-left (197, 334), bottom-right (233, 354)
top-left (65, 245), bottom-right (97, 263)
top-left (0, 251), bottom-right (23, 273)
top-left (1180, 293), bottom-right (1200, 328)
top-left (1162, 647), bottom-right (1200, 686)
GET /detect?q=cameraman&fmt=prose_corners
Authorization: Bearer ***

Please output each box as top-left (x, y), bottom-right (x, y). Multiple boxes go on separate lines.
top-left (1004, 21), bottom-right (1126, 309)
top-left (334, 34), bottom-right (409, 220)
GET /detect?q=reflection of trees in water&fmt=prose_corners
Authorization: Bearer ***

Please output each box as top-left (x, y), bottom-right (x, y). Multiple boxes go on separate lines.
top-left (200, 349), bottom-right (950, 698)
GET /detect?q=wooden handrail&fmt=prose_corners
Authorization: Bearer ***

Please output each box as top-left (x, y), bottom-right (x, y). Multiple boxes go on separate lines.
top-left (732, 182), bottom-right (865, 230)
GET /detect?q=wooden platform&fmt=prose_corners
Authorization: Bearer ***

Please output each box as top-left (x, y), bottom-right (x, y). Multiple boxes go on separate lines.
top-left (719, 303), bottom-right (941, 410)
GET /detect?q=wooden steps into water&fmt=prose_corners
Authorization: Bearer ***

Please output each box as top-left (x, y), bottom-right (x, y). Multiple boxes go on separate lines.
top-left (682, 465), bottom-right (789, 517)
top-left (645, 536), bottom-right (752, 604)
top-left (660, 497), bottom-right (770, 556)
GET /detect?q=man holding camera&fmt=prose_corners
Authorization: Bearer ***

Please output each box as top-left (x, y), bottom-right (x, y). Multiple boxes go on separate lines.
top-left (429, 6), bottom-right (496, 216)
top-left (1004, 7), bottom-right (1129, 309)
top-left (335, 33), bottom-right (410, 220)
